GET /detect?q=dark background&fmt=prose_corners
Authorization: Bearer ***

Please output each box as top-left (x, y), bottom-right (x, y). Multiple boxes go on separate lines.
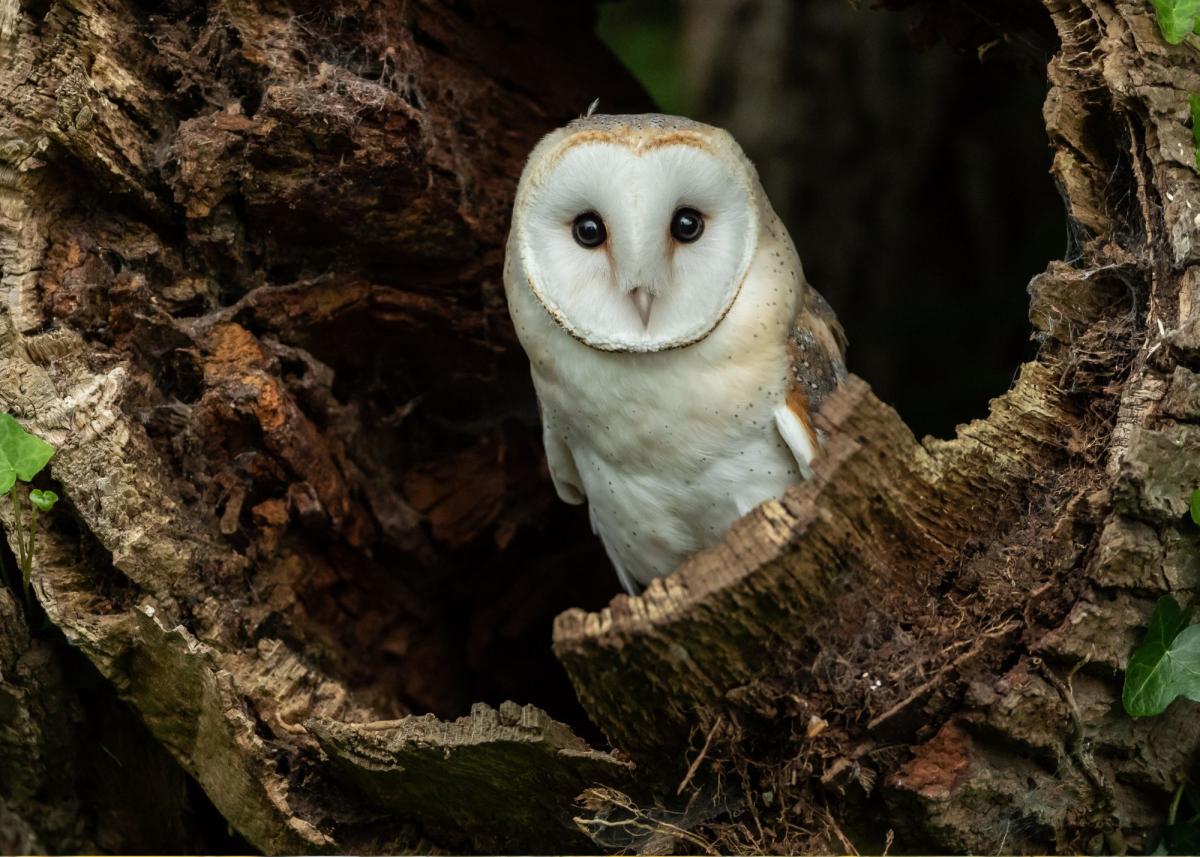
top-left (596, 0), bottom-right (1064, 439)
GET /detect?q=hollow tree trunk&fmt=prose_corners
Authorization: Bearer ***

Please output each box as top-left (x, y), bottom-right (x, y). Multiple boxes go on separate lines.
top-left (0, 0), bottom-right (1197, 854)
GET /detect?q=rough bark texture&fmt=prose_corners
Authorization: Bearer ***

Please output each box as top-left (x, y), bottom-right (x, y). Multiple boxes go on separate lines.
top-left (1, 0), bottom-right (1199, 854)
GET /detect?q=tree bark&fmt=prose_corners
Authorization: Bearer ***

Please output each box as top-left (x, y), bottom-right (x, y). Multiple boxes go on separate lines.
top-left (0, 0), bottom-right (1198, 854)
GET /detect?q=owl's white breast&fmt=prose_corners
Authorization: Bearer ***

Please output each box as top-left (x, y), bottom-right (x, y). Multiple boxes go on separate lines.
top-left (506, 220), bottom-right (806, 586)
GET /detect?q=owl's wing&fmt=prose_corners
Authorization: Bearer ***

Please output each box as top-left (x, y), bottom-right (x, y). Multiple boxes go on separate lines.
top-left (589, 504), bottom-right (642, 596)
top-left (774, 286), bottom-right (848, 477)
top-left (540, 407), bottom-right (586, 506)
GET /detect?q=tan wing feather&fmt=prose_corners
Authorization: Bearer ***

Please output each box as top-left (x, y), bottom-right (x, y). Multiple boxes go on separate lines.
top-left (782, 284), bottom-right (848, 455)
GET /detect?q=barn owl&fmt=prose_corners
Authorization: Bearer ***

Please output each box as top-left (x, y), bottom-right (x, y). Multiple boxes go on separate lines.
top-left (504, 113), bottom-right (847, 594)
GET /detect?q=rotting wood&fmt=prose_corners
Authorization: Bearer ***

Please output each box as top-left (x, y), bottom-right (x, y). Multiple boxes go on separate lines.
top-left (311, 702), bottom-right (634, 853)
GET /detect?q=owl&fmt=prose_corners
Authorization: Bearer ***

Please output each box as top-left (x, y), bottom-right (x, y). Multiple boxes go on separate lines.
top-left (504, 113), bottom-right (847, 595)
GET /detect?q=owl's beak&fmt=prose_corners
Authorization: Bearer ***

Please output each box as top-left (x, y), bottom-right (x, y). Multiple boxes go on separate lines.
top-left (630, 288), bottom-right (654, 329)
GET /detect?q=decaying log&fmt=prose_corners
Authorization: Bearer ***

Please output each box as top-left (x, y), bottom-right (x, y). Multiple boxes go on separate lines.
top-left (1, 0), bottom-right (1200, 853)
top-left (311, 702), bottom-right (632, 852)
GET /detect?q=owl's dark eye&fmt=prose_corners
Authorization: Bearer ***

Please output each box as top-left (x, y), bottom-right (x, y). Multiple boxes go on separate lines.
top-left (670, 208), bottom-right (705, 243)
top-left (572, 212), bottom-right (607, 248)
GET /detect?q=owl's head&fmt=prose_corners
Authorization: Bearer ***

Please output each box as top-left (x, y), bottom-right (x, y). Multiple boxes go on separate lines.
top-left (509, 114), bottom-right (764, 352)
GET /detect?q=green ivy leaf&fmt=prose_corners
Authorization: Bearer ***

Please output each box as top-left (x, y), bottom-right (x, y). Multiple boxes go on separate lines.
top-left (0, 414), bottom-right (54, 495)
top-left (1190, 488), bottom-right (1200, 526)
top-left (1152, 0), bottom-right (1200, 43)
top-left (29, 489), bottom-right (58, 512)
top-left (1124, 596), bottom-right (1200, 716)
top-left (1164, 819), bottom-right (1200, 855)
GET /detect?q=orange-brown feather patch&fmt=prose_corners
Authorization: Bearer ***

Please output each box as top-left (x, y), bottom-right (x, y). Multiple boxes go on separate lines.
top-left (785, 384), bottom-right (820, 453)
top-left (635, 130), bottom-right (714, 152)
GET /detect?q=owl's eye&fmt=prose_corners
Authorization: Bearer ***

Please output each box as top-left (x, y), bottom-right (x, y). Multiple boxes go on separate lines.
top-left (670, 208), bottom-right (704, 243)
top-left (572, 212), bottom-right (607, 248)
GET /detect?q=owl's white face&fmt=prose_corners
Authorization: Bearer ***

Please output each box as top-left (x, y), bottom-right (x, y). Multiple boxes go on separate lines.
top-left (513, 128), bottom-right (760, 352)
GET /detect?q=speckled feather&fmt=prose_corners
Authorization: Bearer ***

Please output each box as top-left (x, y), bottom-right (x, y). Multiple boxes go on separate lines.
top-left (505, 114), bottom-right (846, 592)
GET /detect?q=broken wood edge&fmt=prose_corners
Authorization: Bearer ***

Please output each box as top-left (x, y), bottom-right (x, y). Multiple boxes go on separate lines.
top-left (309, 701), bottom-right (634, 852)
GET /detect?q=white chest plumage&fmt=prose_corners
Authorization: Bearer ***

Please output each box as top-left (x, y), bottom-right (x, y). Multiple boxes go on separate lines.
top-left (503, 113), bottom-right (845, 593)
top-left (508, 219), bottom-right (809, 589)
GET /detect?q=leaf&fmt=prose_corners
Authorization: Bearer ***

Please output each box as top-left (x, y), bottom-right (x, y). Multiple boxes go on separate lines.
top-left (1152, 0), bottom-right (1200, 43)
top-left (0, 414), bottom-right (54, 495)
top-left (1164, 819), bottom-right (1200, 855)
top-left (1191, 488), bottom-right (1200, 526)
top-left (29, 489), bottom-right (58, 512)
top-left (1190, 94), bottom-right (1200, 170)
top-left (1124, 596), bottom-right (1200, 716)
